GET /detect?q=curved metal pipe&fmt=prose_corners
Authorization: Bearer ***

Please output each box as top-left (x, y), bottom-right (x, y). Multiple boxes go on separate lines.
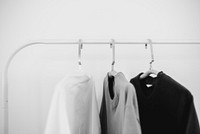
top-left (2, 41), bottom-right (78, 134)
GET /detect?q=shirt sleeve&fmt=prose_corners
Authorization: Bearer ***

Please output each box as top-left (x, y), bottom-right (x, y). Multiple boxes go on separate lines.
top-left (123, 85), bottom-right (141, 134)
top-left (185, 96), bottom-right (200, 134)
top-left (91, 83), bottom-right (101, 134)
top-left (180, 92), bottom-right (200, 134)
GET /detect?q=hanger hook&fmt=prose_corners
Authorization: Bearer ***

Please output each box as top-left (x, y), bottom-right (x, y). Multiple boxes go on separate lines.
top-left (145, 39), bottom-right (154, 70)
top-left (110, 39), bottom-right (115, 71)
top-left (78, 39), bottom-right (83, 69)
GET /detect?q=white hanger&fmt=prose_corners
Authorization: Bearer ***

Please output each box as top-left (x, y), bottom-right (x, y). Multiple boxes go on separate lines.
top-left (109, 39), bottom-right (118, 76)
top-left (140, 39), bottom-right (158, 79)
top-left (78, 39), bottom-right (83, 71)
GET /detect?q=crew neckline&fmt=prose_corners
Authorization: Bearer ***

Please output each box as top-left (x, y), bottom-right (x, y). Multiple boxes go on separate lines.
top-left (60, 70), bottom-right (92, 84)
top-left (107, 71), bottom-right (123, 77)
top-left (131, 71), bottom-right (163, 104)
top-left (106, 72), bottom-right (125, 103)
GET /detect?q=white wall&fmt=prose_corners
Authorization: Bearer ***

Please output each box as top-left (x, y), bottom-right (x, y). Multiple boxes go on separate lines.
top-left (0, 0), bottom-right (200, 134)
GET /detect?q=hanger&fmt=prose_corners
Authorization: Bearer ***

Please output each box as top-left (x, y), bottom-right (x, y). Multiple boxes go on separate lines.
top-left (78, 39), bottom-right (83, 70)
top-left (140, 39), bottom-right (158, 79)
top-left (108, 39), bottom-right (118, 76)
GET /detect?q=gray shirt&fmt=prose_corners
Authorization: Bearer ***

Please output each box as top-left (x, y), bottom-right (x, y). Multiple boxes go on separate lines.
top-left (100, 72), bottom-right (141, 134)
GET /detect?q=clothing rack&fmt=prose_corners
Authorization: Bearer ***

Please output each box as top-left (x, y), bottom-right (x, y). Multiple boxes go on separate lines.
top-left (2, 39), bottom-right (200, 134)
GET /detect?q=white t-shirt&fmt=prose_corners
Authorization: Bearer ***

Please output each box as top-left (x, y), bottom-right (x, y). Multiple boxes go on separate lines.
top-left (44, 71), bottom-right (101, 134)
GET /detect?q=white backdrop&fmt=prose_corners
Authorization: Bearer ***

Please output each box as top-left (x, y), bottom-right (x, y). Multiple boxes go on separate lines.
top-left (0, 0), bottom-right (200, 134)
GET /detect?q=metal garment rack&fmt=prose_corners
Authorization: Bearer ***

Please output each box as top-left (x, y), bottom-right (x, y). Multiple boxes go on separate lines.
top-left (2, 40), bottom-right (200, 134)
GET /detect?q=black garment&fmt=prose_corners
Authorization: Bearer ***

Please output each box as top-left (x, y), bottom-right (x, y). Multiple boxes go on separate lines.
top-left (130, 71), bottom-right (200, 134)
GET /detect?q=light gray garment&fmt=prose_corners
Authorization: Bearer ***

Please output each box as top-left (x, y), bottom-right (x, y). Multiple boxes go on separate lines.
top-left (100, 72), bottom-right (141, 134)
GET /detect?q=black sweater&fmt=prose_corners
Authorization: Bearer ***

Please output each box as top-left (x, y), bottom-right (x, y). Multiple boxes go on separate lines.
top-left (130, 71), bottom-right (200, 134)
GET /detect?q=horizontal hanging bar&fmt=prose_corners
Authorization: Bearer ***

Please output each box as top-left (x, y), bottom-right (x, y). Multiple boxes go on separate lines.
top-left (23, 41), bottom-right (200, 45)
